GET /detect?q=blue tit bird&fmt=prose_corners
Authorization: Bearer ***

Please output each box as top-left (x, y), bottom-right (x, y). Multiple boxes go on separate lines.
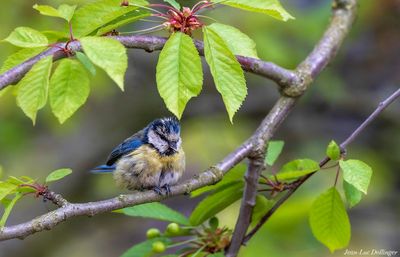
top-left (91, 117), bottom-right (185, 195)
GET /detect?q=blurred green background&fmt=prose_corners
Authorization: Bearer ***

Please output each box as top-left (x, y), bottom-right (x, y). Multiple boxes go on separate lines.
top-left (0, 0), bottom-right (399, 256)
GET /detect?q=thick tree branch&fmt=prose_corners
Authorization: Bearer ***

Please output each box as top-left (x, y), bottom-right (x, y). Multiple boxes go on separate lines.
top-left (243, 86), bottom-right (400, 244)
top-left (0, 93), bottom-right (297, 241)
top-left (225, 97), bottom-right (296, 257)
top-left (224, 1), bottom-right (358, 256)
top-left (0, 36), bottom-right (298, 91)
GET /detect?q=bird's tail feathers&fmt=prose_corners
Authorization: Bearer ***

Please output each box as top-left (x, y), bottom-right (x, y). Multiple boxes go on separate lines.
top-left (90, 164), bottom-right (116, 173)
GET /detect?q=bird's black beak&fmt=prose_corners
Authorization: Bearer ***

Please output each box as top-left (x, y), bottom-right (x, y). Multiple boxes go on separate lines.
top-left (169, 142), bottom-right (178, 152)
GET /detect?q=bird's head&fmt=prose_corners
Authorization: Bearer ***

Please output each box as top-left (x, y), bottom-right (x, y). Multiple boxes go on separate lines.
top-left (146, 117), bottom-right (182, 156)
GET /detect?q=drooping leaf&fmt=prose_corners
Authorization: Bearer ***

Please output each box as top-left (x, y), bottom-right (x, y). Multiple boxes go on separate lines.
top-left (95, 9), bottom-right (150, 35)
top-left (0, 47), bottom-right (45, 74)
top-left (3, 27), bottom-right (48, 48)
top-left (0, 182), bottom-right (17, 201)
top-left (80, 36), bottom-right (127, 90)
top-left (273, 159), bottom-right (319, 181)
top-left (156, 32), bottom-right (203, 118)
top-left (121, 202), bottom-right (190, 225)
top-left (0, 193), bottom-right (23, 228)
top-left (343, 180), bottom-right (363, 208)
top-left (191, 164), bottom-right (246, 197)
top-left (309, 187), bottom-right (351, 252)
top-left (16, 56), bottom-right (53, 124)
top-left (265, 140), bottom-right (284, 166)
top-left (45, 168), bottom-right (73, 183)
top-left (213, 0), bottom-right (294, 21)
top-left (49, 58), bottom-right (90, 123)
top-left (326, 140), bottom-right (341, 161)
top-left (75, 52), bottom-right (96, 76)
top-left (33, 4), bottom-right (77, 21)
top-left (71, 0), bottom-right (148, 37)
top-left (163, 0), bottom-right (181, 10)
top-left (251, 195), bottom-right (274, 226)
top-left (6, 176), bottom-right (34, 186)
top-left (339, 160), bottom-right (372, 194)
top-left (190, 181), bottom-right (244, 225)
top-left (203, 26), bottom-right (247, 122)
top-left (0, 87), bottom-right (13, 98)
top-left (120, 238), bottom-right (171, 257)
top-left (207, 23), bottom-right (258, 58)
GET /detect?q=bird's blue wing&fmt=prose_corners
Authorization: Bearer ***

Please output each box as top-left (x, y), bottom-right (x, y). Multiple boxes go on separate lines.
top-left (106, 129), bottom-right (145, 165)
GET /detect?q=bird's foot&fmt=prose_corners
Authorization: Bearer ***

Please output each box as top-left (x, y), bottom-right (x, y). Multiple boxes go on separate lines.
top-left (153, 186), bottom-right (163, 195)
top-left (162, 184), bottom-right (171, 196)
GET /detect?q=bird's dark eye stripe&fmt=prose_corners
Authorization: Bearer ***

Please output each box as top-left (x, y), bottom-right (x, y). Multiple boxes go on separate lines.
top-left (156, 131), bottom-right (168, 141)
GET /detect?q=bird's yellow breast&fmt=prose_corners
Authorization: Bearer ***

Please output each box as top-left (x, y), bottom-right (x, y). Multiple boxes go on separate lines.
top-left (126, 144), bottom-right (185, 173)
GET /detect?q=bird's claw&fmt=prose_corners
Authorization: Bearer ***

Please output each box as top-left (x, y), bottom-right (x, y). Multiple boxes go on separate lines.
top-left (162, 184), bottom-right (171, 196)
top-left (153, 186), bottom-right (163, 195)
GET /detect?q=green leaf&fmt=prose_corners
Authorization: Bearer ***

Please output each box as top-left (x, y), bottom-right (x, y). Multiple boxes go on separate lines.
top-left (0, 182), bottom-right (17, 201)
top-left (33, 4), bottom-right (60, 17)
top-left (33, 4), bottom-right (76, 21)
top-left (0, 87), bottom-right (13, 98)
top-left (57, 4), bottom-right (77, 21)
top-left (163, 0), bottom-right (181, 10)
top-left (251, 195), bottom-right (274, 225)
top-left (207, 23), bottom-right (258, 58)
top-left (274, 159), bottom-right (319, 181)
top-left (156, 32), bottom-right (203, 118)
top-left (16, 56), bottom-right (53, 124)
top-left (343, 180), bottom-right (363, 208)
top-left (80, 36), bottom-right (127, 90)
top-left (203, 26), bottom-right (247, 122)
top-left (0, 47), bottom-right (45, 74)
top-left (309, 187), bottom-right (351, 252)
top-left (120, 238), bottom-right (171, 257)
top-left (41, 30), bottom-right (69, 42)
top-left (339, 160), bottom-right (372, 194)
top-left (265, 140), bottom-right (284, 166)
top-left (75, 52), bottom-right (96, 76)
top-left (213, 0), bottom-right (294, 21)
top-left (326, 140), bottom-right (341, 161)
top-left (95, 9), bottom-right (149, 35)
top-left (0, 166), bottom-right (3, 179)
top-left (45, 168), bottom-right (73, 183)
top-left (49, 59), bottom-right (90, 123)
top-left (6, 176), bottom-right (34, 185)
top-left (3, 27), bottom-right (48, 48)
top-left (0, 193), bottom-right (23, 228)
top-left (190, 181), bottom-right (244, 225)
top-left (191, 164), bottom-right (246, 197)
top-left (71, 0), bottom-right (148, 37)
top-left (121, 202), bottom-right (190, 225)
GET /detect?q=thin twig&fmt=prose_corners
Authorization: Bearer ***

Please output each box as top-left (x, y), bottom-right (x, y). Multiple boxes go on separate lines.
top-left (243, 87), bottom-right (400, 244)
top-left (0, 36), bottom-right (298, 91)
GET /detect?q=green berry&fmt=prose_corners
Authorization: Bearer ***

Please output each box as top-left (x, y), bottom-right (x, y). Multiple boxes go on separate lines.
top-left (146, 228), bottom-right (161, 239)
top-left (152, 241), bottom-right (166, 253)
top-left (166, 222), bottom-right (180, 235)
